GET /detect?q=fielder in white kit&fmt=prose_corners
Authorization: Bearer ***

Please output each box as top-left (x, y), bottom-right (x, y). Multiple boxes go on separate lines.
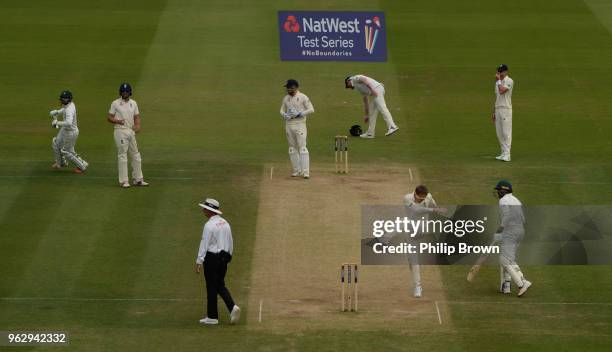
top-left (49, 90), bottom-right (89, 173)
top-left (107, 83), bottom-right (148, 188)
top-left (279, 79), bottom-right (315, 178)
top-left (492, 64), bottom-right (514, 162)
top-left (345, 75), bottom-right (399, 138)
top-left (493, 180), bottom-right (532, 297)
top-left (404, 185), bottom-right (446, 298)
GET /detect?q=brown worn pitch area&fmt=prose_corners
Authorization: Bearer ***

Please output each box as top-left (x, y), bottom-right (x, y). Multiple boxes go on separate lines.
top-left (247, 163), bottom-right (452, 332)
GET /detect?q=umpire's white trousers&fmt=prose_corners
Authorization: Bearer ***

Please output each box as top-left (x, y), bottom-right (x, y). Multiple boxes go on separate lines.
top-left (285, 121), bottom-right (309, 175)
top-left (114, 128), bottom-right (143, 184)
top-left (366, 86), bottom-right (397, 136)
top-left (495, 108), bottom-right (512, 157)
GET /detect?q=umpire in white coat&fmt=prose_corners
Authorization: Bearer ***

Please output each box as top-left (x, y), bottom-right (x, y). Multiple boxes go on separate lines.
top-left (195, 198), bottom-right (241, 325)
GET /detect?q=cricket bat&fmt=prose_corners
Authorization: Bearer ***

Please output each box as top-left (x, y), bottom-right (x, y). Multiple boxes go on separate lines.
top-left (466, 239), bottom-right (499, 282)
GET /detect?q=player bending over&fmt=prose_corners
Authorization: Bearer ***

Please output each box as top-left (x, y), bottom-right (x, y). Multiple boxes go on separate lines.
top-left (345, 74), bottom-right (399, 138)
top-left (493, 180), bottom-right (532, 297)
top-left (49, 90), bottom-right (89, 173)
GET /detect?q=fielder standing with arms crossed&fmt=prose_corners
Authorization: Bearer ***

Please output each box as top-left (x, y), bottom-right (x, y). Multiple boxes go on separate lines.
top-left (280, 79), bottom-right (315, 178)
top-left (493, 180), bottom-right (532, 296)
top-left (492, 64), bottom-right (514, 162)
top-left (107, 83), bottom-right (148, 188)
top-left (195, 198), bottom-right (241, 325)
top-left (345, 74), bottom-right (399, 138)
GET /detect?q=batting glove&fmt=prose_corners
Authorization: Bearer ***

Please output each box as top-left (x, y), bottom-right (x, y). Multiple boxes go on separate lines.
top-left (51, 119), bottom-right (59, 129)
top-left (49, 110), bottom-right (59, 118)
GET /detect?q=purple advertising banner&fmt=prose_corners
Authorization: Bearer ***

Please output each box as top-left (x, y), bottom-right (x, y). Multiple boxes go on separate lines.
top-left (278, 11), bottom-right (387, 62)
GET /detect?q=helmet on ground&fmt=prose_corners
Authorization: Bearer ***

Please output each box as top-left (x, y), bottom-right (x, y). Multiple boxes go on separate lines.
top-left (349, 125), bottom-right (362, 136)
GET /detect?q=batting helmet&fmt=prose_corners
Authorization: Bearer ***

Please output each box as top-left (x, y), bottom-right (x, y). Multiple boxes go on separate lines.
top-left (119, 82), bottom-right (132, 96)
top-left (284, 79), bottom-right (299, 88)
top-left (59, 90), bottom-right (73, 104)
top-left (349, 125), bottom-right (362, 137)
top-left (497, 64), bottom-right (509, 73)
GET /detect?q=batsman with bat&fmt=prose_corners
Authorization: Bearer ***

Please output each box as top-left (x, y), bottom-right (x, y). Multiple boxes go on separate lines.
top-left (477, 180), bottom-right (532, 297)
top-left (49, 90), bottom-right (89, 173)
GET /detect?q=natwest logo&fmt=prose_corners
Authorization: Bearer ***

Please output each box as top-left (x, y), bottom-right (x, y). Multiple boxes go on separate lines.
top-left (283, 15), bottom-right (300, 33)
top-left (302, 17), bottom-right (360, 33)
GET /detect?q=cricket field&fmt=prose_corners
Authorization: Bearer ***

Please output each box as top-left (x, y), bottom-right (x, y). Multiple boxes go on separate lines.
top-left (1, 0), bottom-right (612, 351)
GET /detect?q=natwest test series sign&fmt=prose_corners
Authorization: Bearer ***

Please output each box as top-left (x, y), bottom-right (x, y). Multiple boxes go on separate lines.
top-left (278, 11), bottom-right (387, 62)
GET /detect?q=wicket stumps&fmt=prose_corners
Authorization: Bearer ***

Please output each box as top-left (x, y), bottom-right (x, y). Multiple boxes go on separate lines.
top-left (334, 135), bottom-right (349, 174)
top-left (340, 263), bottom-right (358, 311)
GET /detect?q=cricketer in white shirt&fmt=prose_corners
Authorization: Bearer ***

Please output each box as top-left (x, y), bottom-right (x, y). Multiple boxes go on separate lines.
top-left (492, 65), bottom-right (514, 161)
top-left (496, 192), bottom-right (530, 293)
top-left (279, 79), bottom-right (315, 178)
top-left (345, 75), bottom-right (398, 138)
top-left (49, 92), bottom-right (88, 172)
top-left (107, 83), bottom-right (147, 187)
top-left (402, 189), bottom-right (441, 297)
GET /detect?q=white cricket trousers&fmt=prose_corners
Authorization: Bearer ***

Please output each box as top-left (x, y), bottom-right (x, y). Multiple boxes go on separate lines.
top-left (499, 229), bottom-right (527, 288)
top-left (285, 122), bottom-right (309, 175)
top-left (114, 128), bottom-right (143, 184)
top-left (52, 128), bottom-right (88, 170)
top-left (366, 85), bottom-right (397, 136)
top-left (495, 108), bottom-right (512, 157)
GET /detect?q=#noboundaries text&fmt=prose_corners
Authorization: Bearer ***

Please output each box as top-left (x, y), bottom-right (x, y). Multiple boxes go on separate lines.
top-left (372, 217), bottom-right (488, 238)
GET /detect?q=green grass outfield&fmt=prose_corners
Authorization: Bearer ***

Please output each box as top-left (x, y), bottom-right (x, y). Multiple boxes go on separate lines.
top-left (1, 0), bottom-right (612, 350)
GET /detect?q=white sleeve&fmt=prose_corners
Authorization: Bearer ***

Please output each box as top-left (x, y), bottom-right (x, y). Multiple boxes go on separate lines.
top-left (280, 97), bottom-right (287, 116)
top-left (196, 225), bottom-right (210, 264)
top-left (403, 194), bottom-right (414, 207)
top-left (108, 101), bottom-right (117, 115)
top-left (227, 224), bottom-right (233, 255)
top-left (428, 195), bottom-right (438, 208)
top-left (300, 96), bottom-right (314, 116)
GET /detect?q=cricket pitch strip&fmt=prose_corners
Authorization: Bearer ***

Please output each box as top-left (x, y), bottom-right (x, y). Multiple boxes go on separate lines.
top-left (247, 163), bottom-right (453, 332)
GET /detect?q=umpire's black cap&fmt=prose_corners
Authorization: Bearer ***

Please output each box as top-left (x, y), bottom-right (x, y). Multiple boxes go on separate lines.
top-left (497, 64), bottom-right (509, 72)
top-left (284, 79), bottom-right (299, 88)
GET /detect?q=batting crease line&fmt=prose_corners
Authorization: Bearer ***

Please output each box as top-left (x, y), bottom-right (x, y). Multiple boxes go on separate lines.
top-left (434, 300), bottom-right (442, 325)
